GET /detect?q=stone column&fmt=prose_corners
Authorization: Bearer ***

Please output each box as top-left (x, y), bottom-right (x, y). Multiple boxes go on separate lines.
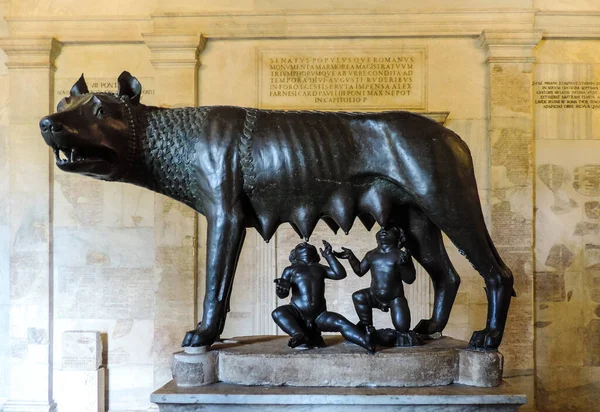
top-left (0, 37), bottom-right (61, 412)
top-left (478, 30), bottom-right (541, 381)
top-left (142, 33), bottom-right (205, 386)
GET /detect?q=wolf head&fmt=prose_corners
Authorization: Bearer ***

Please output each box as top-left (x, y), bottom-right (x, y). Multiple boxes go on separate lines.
top-left (39, 71), bottom-right (142, 181)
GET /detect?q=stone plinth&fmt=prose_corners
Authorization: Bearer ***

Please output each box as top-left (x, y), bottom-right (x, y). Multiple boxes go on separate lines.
top-left (55, 369), bottom-right (105, 412)
top-left (219, 336), bottom-right (457, 387)
top-left (55, 331), bottom-right (105, 412)
top-left (457, 347), bottom-right (504, 387)
top-left (62, 331), bottom-right (102, 371)
top-left (172, 347), bottom-right (218, 387)
top-left (171, 336), bottom-right (503, 388)
top-left (151, 380), bottom-right (527, 412)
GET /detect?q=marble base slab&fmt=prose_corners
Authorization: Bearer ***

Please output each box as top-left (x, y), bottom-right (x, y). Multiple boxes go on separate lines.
top-left (55, 368), bottom-right (105, 412)
top-left (151, 380), bottom-right (527, 412)
top-left (172, 335), bottom-right (503, 388)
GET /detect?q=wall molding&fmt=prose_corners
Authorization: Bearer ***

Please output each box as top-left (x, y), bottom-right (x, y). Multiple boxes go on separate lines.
top-left (535, 11), bottom-right (600, 38)
top-left (4, 16), bottom-right (152, 43)
top-left (0, 37), bottom-right (61, 69)
top-left (2, 10), bottom-right (599, 44)
top-left (150, 9), bottom-right (537, 39)
top-left (143, 34), bottom-right (206, 69)
top-left (479, 31), bottom-right (543, 69)
top-left (0, 10), bottom-right (534, 43)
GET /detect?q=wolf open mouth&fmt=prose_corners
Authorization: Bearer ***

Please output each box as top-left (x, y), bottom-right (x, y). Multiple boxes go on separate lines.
top-left (53, 146), bottom-right (115, 167)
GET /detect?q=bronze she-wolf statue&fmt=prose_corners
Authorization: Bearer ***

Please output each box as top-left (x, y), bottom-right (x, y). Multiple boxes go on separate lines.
top-left (39, 71), bottom-right (515, 349)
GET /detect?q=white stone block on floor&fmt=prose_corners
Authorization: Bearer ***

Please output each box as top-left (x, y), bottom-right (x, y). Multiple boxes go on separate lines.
top-left (61, 330), bottom-right (102, 371)
top-left (55, 368), bottom-right (105, 412)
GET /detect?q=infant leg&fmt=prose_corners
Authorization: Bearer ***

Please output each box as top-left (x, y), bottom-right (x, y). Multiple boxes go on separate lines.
top-left (272, 305), bottom-right (308, 347)
top-left (352, 288), bottom-right (375, 327)
top-left (316, 311), bottom-right (375, 353)
top-left (390, 296), bottom-right (411, 333)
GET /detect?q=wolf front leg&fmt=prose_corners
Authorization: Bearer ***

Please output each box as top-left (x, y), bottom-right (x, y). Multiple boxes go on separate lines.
top-left (182, 211), bottom-right (247, 347)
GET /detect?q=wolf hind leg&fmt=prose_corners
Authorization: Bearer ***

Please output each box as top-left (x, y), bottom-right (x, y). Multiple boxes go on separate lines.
top-left (400, 207), bottom-right (461, 336)
top-left (424, 207), bottom-right (513, 350)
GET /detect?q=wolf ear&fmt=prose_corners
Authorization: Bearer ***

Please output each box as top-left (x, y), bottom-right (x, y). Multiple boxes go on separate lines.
top-left (70, 74), bottom-right (89, 96)
top-left (117, 71), bottom-right (142, 105)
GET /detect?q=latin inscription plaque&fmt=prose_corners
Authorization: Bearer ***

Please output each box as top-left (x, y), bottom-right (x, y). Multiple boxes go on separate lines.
top-left (534, 81), bottom-right (600, 110)
top-left (258, 48), bottom-right (426, 110)
top-left (534, 64), bottom-right (600, 140)
top-left (62, 330), bottom-right (102, 371)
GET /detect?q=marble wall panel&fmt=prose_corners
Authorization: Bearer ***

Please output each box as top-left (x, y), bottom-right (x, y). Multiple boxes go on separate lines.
top-left (0, 98), bottom-right (8, 403)
top-left (152, 243), bottom-right (195, 388)
top-left (54, 319), bottom-right (154, 367)
top-left (0, 302), bottom-right (8, 403)
top-left (104, 364), bottom-right (155, 411)
top-left (486, 61), bottom-right (535, 377)
top-left (535, 139), bottom-right (600, 411)
top-left (534, 63), bottom-right (599, 141)
top-left (54, 227), bottom-right (154, 270)
top-left (0, 124), bottom-right (10, 378)
top-left (102, 184), bottom-right (155, 229)
top-left (54, 174), bottom-right (155, 229)
top-left (153, 197), bottom-right (195, 248)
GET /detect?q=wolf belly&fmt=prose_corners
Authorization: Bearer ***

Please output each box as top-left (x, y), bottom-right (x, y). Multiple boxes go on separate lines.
top-left (241, 109), bottom-right (437, 240)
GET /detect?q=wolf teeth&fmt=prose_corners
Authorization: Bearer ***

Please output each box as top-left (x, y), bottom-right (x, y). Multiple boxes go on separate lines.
top-left (54, 148), bottom-right (72, 163)
top-left (53, 147), bottom-right (88, 164)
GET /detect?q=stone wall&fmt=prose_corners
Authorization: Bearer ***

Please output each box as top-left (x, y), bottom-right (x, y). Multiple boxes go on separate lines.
top-left (0, 1), bottom-right (599, 411)
top-left (533, 39), bottom-right (600, 411)
top-left (0, 0), bottom-right (9, 405)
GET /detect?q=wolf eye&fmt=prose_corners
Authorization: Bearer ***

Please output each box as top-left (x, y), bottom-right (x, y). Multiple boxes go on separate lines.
top-left (95, 106), bottom-right (107, 117)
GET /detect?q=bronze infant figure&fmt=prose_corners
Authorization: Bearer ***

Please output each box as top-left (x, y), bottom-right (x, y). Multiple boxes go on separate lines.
top-left (339, 226), bottom-right (423, 347)
top-left (39, 71), bottom-right (515, 350)
top-left (272, 241), bottom-right (375, 353)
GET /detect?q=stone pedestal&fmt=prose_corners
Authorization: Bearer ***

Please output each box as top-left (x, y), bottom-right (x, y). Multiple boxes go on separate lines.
top-left (55, 369), bottom-right (105, 412)
top-left (61, 331), bottom-right (102, 371)
top-left (151, 381), bottom-right (527, 412)
top-left (55, 331), bottom-right (105, 412)
top-left (155, 337), bottom-right (522, 411)
top-left (170, 336), bottom-right (503, 388)
top-left (172, 347), bottom-right (218, 387)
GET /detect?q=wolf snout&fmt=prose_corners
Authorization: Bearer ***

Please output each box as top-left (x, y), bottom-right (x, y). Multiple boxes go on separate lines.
top-left (39, 116), bottom-right (63, 134)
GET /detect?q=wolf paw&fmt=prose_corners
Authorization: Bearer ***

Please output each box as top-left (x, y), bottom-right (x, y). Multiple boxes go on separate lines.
top-left (181, 325), bottom-right (219, 348)
top-left (469, 329), bottom-right (502, 350)
top-left (413, 318), bottom-right (442, 336)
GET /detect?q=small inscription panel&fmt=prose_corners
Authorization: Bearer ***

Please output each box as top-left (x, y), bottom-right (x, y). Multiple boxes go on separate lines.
top-left (55, 77), bottom-right (156, 106)
top-left (258, 48), bottom-right (426, 110)
top-left (574, 165), bottom-right (600, 197)
top-left (533, 63), bottom-right (600, 140)
top-left (534, 81), bottom-right (600, 110)
top-left (62, 331), bottom-right (102, 371)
